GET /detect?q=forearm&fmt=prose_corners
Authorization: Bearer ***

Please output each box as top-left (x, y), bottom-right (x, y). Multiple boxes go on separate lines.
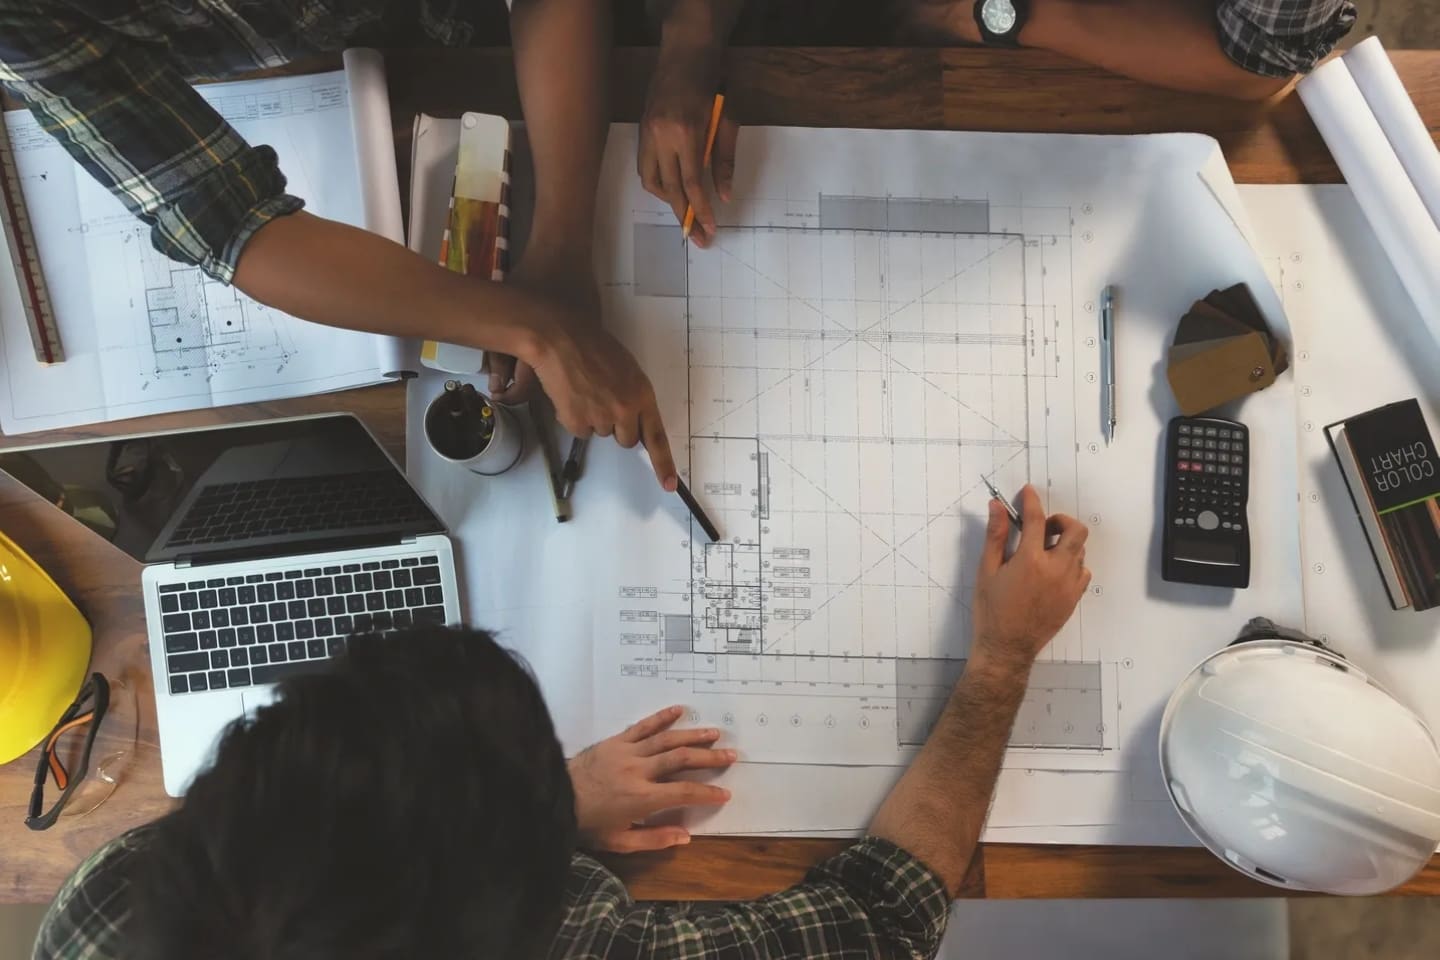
top-left (232, 211), bottom-right (541, 358)
top-left (953, 0), bottom-right (1290, 100)
top-left (658, 0), bottom-right (744, 49)
top-left (511, 0), bottom-right (611, 270)
top-left (868, 650), bottom-right (1030, 896)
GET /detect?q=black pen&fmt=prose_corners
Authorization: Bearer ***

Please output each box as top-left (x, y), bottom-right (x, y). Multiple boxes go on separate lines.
top-left (676, 478), bottom-right (721, 543)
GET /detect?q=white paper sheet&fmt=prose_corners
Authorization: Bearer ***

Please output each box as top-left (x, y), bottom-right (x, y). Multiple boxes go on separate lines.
top-left (1298, 56), bottom-right (1440, 344)
top-left (405, 371), bottom-right (1195, 838)
top-left (407, 114), bottom-right (462, 263)
top-left (343, 48), bottom-right (416, 378)
top-left (1345, 38), bottom-right (1440, 230)
top-left (1242, 185), bottom-right (1440, 740)
top-left (0, 63), bottom-right (403, 434)
top-left (588, 124), bottom-right (1301, 780)
top-left (408, 124), bottom-right (1302, 842)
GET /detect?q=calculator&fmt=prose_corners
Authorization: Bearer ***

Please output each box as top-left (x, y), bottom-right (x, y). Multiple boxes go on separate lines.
top-left (1162, 416), bottom-right (1250, 589)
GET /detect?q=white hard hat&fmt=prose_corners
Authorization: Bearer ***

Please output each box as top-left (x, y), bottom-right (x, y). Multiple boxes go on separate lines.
top-left (1160, 638), bottom-right (1440, 895)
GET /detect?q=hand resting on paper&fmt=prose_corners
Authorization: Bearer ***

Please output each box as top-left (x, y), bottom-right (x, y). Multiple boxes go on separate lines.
top-left (568, 705), bottom-right (736, 853)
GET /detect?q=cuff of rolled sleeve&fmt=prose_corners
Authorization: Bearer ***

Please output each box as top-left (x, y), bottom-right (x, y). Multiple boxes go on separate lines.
top-left (148, 142), bottom-right (306, 284)
top-left (1216, 6), bottom-right (1358, 78)
top-left (204, 192), bottom-right (306, 283)
top-left (807, 837), bottom-right (951, 951)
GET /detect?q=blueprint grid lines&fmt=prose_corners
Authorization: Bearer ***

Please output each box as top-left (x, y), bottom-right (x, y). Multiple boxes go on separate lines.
top-left (606, 182), bottom-right (1112, 763)
top-left (684, 214), bottom-right (1040, 669)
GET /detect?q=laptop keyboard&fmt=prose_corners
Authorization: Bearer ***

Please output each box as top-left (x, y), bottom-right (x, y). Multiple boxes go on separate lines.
top-left (166, 472), bottom-right (435, 548)
top-left (158, 556), bottom-right (448, 696)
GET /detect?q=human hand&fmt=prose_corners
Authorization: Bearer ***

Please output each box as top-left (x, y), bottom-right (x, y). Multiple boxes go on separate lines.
top-left (638, 38), bottom-right (737, 248)
top-left (488, 258), bottom-right (600, 405)
top-left (970, 485), bottom-right (1090, 673)
top-left (568, 705), bottom-right (736, 853)
top-left (515, 273), bottom-right (676, 492)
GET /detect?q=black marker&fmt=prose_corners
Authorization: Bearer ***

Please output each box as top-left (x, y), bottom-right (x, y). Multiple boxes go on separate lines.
top-left (676, 478), bottom-right (721, 543)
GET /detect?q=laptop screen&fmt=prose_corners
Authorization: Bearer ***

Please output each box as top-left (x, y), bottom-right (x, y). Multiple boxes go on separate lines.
top-left (0, 415), bottom-right (445, 565)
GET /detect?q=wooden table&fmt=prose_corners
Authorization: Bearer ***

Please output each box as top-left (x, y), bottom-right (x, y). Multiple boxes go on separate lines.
top-left (4, 47), bottom-right (1440, 905)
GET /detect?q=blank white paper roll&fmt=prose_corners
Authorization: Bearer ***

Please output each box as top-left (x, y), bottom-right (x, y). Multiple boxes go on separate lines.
top-left (342, 48), bottom-right (412, 379)
top-left (1345, 37), bottom-right (1440, 231)
top-left (1298, 58), bottom-right (1440, 342)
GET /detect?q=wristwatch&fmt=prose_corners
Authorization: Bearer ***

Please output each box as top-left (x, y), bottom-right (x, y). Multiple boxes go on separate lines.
top-left (973, 0), bottom-right (1030, 47)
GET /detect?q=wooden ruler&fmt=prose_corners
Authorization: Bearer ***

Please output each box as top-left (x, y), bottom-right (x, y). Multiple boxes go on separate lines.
top-left (0, 111), bottom-right (62, 364)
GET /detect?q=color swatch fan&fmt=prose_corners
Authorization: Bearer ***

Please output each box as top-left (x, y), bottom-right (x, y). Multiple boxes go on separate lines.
top-left (1167, 283), bottom-right (1288, 416)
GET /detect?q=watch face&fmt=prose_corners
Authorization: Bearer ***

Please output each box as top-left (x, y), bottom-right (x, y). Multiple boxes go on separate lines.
top-left (981, 0), bottom-right (1018, 35)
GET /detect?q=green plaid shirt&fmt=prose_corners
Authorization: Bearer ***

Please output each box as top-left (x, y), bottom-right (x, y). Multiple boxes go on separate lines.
top-left (31, 829), bottom-right (950, 959)
top-left (0, 1), bottom-right (488, 283)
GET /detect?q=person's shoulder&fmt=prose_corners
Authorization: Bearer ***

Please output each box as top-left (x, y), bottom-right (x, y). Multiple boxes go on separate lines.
top-left (32, 825), bottom-right (156, 960)
top-left (1219, 0), bottom-right (1354, 16)
top-left (562, 851), bottom-right (631, 905)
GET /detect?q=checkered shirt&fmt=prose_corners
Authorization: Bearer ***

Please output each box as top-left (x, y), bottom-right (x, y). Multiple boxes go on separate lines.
top-left (31, 829), bottom-right (951, 959)
top-left (1216, 0), bottom-right (1358, 77)
top-left (0, 2), bottom-right (481, 283)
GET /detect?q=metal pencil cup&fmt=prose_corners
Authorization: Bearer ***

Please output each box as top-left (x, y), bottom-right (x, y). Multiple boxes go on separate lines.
top-left (423, 380), bottom-right (524, 476)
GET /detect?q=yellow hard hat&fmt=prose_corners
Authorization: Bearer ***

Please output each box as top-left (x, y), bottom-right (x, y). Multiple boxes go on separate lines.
top-left (0, 530), bottom-right (92, 765)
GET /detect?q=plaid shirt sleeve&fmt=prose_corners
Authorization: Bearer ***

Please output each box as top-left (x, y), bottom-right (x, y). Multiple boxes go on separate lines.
top-left (1215, 0), bottom-right (1358, 77)
top-left (551, 837), bottom-right (951, 960)
top-left (31, 828), bottom-right (150, 960)
top-left (0, 8), bottom-right (303, 283)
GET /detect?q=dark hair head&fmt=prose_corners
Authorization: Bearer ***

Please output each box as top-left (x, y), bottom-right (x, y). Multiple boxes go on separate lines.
top-left (131, 626), bottom-right (575, 960)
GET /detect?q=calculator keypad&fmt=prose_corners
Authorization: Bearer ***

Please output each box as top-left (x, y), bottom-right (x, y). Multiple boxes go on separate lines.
top-left (1173, 423), bottom-right (1247, 531)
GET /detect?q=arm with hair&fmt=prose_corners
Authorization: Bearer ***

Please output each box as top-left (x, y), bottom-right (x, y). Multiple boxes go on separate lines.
top-left (904, 0), bottom-right (1355, 100)
top-left (561, 490), bottom-right (1090, 954)
top-left (869, 486), bottom-right (1091, 894)
top-left (488, 0), bottom-right (678, 487)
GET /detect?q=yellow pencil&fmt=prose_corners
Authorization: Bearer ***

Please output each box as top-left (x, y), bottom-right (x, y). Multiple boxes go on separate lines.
top-left (680, 89), bottom-right (726, 244)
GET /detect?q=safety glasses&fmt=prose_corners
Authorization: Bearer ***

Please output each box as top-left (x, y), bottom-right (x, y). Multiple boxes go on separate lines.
top-left (26, 673), bottom-right (138, 831)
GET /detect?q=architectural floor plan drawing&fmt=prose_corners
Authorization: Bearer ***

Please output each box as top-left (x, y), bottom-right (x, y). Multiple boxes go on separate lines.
top-left (81, 218), bottom-right (298, 383)
top-left (0, 65), bottom-right (400, 433)
top-left (593, 126), bottom-right (1134, 770)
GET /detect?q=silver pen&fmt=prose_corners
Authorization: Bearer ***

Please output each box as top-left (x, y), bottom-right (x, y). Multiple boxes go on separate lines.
top-left (981, 474), bottom-right (1022, 531)
top-left (1101, 285), bottom-right (1117, 444)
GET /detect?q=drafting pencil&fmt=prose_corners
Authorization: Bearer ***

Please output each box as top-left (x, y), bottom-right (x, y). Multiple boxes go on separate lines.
top-left (679, 87), bottom-right (727, 244)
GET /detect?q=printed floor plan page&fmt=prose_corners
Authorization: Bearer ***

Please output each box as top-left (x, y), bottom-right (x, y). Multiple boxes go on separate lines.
top-left (591, 126), bottom-right (1151, 771)
top-left (0, 70), bottom-right (387, 433)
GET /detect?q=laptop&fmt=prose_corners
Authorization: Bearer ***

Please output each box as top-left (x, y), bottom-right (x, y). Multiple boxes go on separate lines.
top-left (0, 414), bottom-right (461, 795)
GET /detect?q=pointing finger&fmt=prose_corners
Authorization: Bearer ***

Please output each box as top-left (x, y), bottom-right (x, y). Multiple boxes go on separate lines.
top-left (642, 409), bottom-right (679, 492)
